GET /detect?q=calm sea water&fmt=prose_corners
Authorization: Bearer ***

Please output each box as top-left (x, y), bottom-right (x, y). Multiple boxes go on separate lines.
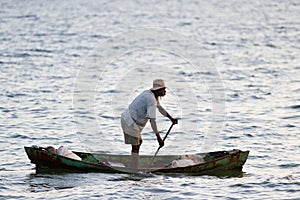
top-left (0, 0), bottom-right (299, 199)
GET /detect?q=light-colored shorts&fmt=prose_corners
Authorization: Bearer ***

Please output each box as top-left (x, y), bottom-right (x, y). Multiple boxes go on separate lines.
top-left (121, 117), bottom-right (143, 145)
top-left (123, 133), bottom-right (142, 146)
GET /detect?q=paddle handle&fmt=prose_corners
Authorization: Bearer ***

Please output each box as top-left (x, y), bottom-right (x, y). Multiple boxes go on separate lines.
top-left (162, 123), bottom-right (175, 142)
top-left (146, 122), bottom-right (175, 171)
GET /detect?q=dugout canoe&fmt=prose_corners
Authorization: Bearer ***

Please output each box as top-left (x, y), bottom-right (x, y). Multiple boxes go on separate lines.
top-left (24, 146), bottom-right (249, 176)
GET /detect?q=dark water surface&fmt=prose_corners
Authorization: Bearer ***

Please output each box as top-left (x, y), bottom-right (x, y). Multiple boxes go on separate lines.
top-left (1, 0), bottom-right (299, 199)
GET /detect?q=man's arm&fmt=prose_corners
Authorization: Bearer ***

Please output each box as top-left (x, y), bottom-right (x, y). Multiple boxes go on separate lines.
top-left (157, 105), bottom-right (178, 124)
top-left (150, 118), bottom-right (164, 147)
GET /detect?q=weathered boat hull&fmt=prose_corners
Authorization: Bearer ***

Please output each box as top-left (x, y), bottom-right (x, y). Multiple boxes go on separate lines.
top-left (24, 146), bottom-right (249, 176)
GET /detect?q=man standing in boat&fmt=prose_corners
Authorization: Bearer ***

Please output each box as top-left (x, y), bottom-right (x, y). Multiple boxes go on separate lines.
top-left (121, 79), bottom-right (178, 169)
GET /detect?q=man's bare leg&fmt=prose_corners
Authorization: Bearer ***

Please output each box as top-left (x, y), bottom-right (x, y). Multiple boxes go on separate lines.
top-left (130, 145), bottom-right (140, 169)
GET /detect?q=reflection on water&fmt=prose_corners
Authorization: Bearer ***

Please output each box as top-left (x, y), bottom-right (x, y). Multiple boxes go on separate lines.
top-left (26, 173), bottom-right (77, 193)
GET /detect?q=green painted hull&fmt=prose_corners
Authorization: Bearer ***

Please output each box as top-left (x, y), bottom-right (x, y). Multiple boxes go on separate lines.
top-left (24, 146), bottom-right (249, 176)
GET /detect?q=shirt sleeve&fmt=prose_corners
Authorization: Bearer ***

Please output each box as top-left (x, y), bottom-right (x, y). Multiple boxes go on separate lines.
top-left (146, 105), bottom-right (156, 119)
top-left (146, 93), bottom-right (157, 119)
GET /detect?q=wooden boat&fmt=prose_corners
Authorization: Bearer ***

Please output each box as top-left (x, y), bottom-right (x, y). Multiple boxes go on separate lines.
top-left (24, 146), bottom-right (249, 176)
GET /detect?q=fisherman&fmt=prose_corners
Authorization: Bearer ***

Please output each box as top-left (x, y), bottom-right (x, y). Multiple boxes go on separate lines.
top-left (121, 79), bottom-right (178, 169)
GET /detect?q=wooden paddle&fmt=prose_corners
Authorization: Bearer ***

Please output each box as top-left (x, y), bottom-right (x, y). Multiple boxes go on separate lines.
top-left (146, 122), bottom-right (175, 172)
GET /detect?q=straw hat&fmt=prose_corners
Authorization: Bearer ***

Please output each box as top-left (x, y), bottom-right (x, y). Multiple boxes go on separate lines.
top-left (150, 79), bottom-right (166, 91)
